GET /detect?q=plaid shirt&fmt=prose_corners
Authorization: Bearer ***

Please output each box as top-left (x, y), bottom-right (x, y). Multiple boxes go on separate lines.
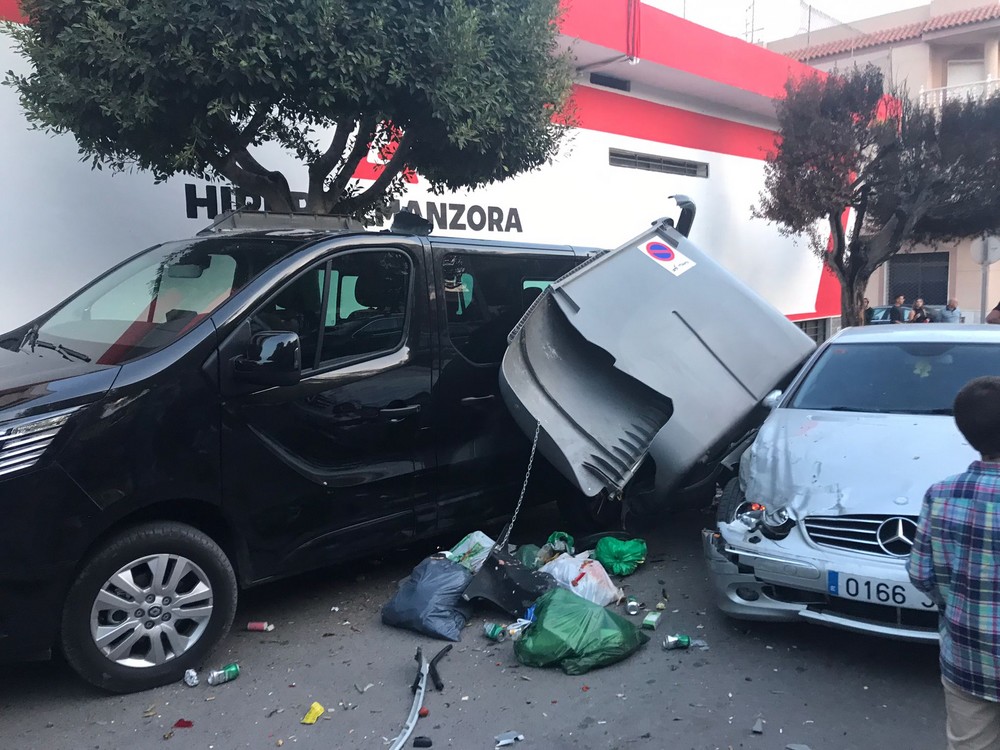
top-left (908, 461), bottom-right (1000, 701)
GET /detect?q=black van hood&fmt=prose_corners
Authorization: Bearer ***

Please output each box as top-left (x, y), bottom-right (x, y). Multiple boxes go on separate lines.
top-left (0, 347), bottom-right (120, 422)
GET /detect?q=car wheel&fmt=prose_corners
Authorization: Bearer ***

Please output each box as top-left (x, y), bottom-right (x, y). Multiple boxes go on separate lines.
top-left (556, 489), bottom-right (622, 532)
top-left (61, 522), bottom-right (237, 693)
top-left (716, 477), bottom-right (758, 524)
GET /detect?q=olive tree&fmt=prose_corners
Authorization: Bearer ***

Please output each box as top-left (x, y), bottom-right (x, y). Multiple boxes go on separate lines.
top-left (6, 0), bottom-right (574, 219)
top-left (755, 65), bottom-right (1000, 326)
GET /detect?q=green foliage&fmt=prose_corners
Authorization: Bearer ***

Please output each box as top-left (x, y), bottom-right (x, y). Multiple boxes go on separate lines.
top-left (6, 0), bottom-right (574, 218)
top-left (755, 65), bottom-right (1000, 326)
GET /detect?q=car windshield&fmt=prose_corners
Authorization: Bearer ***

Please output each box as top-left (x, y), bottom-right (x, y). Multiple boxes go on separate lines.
top-left (788, 341), bottom-right (1000, 415)
top-left (23, 236), bottom-right (303, 365)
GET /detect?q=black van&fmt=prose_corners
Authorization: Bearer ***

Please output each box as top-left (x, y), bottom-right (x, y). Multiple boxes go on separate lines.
top-left (0, 214), bottom-right (592, 692)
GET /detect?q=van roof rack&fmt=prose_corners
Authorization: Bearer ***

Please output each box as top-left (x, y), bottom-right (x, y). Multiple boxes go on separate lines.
top-left (198, 209), bottom-right (366, 235)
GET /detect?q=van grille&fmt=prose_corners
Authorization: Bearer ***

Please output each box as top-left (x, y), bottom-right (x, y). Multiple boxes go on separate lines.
top-left (803, 514), bottom-right (918, 557)
top-left (0, 408), bottom-right (78, 478)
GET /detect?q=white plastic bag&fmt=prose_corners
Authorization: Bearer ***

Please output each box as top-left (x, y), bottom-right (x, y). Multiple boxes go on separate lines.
top-left (538, 552), bottom-right (624, 607)
top-left (447, 530), bottom-right (496, 573)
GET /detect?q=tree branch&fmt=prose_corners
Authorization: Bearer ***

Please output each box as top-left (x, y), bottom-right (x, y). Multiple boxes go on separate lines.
top-left (324, 115), bottom-right (377, 212)
top-left (210, 151), bottom-right (294, 213)
top-left (829, 211), bottom-right (847, 276)
top-left (234, 106), bottom-right (271, 151)
top-left (307, 118), bottom-right (355, 212)
top-left (337, 129), bottom-right (415, 215)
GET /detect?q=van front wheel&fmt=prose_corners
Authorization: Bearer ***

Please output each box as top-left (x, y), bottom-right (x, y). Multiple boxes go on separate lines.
top-left (61, 522), bottom-right (237, 693)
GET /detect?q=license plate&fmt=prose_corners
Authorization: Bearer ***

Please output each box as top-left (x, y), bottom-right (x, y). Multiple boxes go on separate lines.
top-left (827, 571), bottom-right (936, 610)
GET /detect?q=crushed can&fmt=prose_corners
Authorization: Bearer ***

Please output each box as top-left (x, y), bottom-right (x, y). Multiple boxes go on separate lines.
top-left (206, 662), bottom-right (240, 685)
top-left (625, 596), bottom-right (639, 616)
top-left (183, 668), bottom-right (199, 687)
top-left (483, 622), bottom-right (508, 642)
top-left (662, 634), bottom-right (691, 650)
top-left (641, 611), bottom-right (661, 630)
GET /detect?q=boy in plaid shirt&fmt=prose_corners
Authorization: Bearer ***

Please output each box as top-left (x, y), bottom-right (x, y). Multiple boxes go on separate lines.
top-left (908, 376), bottom-right (1000, 749)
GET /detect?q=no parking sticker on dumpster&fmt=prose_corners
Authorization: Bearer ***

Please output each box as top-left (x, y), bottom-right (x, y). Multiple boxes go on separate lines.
top-left (639, 240), bottom-right (696, 276)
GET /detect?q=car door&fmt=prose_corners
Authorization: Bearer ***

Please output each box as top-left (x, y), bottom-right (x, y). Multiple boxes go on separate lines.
top-left (428, 244), bottom-right (581, 529)
top-left (219, 240), bottom-right (436, 580)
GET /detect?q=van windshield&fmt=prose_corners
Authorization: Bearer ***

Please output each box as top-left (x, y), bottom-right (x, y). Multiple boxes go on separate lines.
top-left (788, 341), bottom-right (1000, 415)
top-left (23, 237), bottom-right (302, 365)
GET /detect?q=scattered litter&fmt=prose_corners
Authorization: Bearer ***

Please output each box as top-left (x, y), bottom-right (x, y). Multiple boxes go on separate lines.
top-left (206, 663), bottom-right (240, 685)
top-left (625, 596), bottom-right (640, 616)
top-left (331, 606), bottom-right (340, 612)
top-left (786, 745), bottom-right (812, 750)
top-left (204, 697), bottom-right (215, 702)
top-left (495, 730), bottom-right (525, 748)
top-left (655, 602), bottom-right (666, 611)
top-left (662, 634), bottom-right (691, 650)
top-left (301, 702), bottom-right (325, 725)
top-left (382, 557), bottom-right (472, 641)
top-left (592, 536), bottom-right (647, 576)
top-left (520, 675), bottom-right (532, 681)
top-left (483, 622), bottom-right (508, 642)
top-left (514, 588), bottom-right (649, 675)
top-left (691, 639), bottom-right (710, 651)
top-left (642, 612), bottom-right (662, 630)
top-left (355, 683), bottom-right (375, 694)
top-left (162, 730), bottom-right (174, 741)
top-left (447, 530), bottom-right (496, 573)
top-left (142, 705), bottom-right (157, 718)
top-left (461, 696), bottom-right (469, 702)
top-left (539, 552), bottom-right (623, 606)
top-left (506, 618), bottom-right (534, 641)
top-left (581, 685), bottom-right (590, 692)
top-left (173, 719), bottom-right (193, 729)
top-left (418, 707), bottom-right (430, 718)
top-left (752, 718), bottom-right (765, 734)
top-left (276, 741), bottom-right (284, 747)
top-left (266, 708), bottom-right (285, 718)
top-left (183, 669), bottom-right (199, 687)
top-left (247, 621), bottom-right (275, 632)
top-left (413, 737), bottom-right (433, 748)
top-left (388, 648), bottom-right (429, 750)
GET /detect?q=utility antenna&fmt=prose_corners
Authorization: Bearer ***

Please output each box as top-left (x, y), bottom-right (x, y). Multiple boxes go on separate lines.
top-left (744, 1), bottom-right (764, 44)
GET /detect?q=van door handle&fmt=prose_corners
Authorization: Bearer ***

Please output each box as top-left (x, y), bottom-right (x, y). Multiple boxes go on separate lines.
top-left (460, 395), bottom-right (495, 405)
top-left (380, 404), bottom-right (421, 422)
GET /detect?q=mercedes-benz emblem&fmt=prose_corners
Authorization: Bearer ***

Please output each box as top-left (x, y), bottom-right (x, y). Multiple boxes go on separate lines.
top-left (876, 517), bottom-right (918, 556)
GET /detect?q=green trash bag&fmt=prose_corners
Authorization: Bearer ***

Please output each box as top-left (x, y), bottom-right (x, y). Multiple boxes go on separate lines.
top-left (514, 588), bottom-right (649, 675)
top-left (514, 544), bottom-right (543, 570)
top-left (593, 537), bottom-right (647, 576)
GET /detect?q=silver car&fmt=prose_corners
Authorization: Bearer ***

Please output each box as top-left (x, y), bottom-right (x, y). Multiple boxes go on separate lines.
top-left (704, 325), bottom-right (1000, 642)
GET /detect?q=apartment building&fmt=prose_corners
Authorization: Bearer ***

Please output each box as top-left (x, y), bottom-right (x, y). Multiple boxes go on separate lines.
top-left (769, 0), bottom-right (1000, 322)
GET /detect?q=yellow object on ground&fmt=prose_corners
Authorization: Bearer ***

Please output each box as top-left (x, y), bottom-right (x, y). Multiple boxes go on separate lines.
top-left (300, 702), bottom-right (325, 725)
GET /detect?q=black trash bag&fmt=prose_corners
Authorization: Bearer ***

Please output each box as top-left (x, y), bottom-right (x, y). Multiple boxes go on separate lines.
top-left (382, 556), bottom-right (473, 641)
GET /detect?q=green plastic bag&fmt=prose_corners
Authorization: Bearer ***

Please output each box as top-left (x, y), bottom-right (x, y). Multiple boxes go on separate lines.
top-left (593, 537), bottom-right (647, 576)
top-left (514, 544), bottom-right (543, 569)
top-left (514, 588), bottom-right (649, 675)
top-left (547, 531), bottom-right (574, 554)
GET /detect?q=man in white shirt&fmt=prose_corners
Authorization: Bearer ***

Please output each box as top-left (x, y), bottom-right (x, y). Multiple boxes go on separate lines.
top-left (939, 299), bottom-right (961, 324)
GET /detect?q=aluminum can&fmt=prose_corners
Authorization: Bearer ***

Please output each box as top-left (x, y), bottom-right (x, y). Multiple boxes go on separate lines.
top-left (625, 596), bottom-right (639, 616)
top-left (183, 668), bottom-right (199, 687)
top-left (662, 634), bottom-right (691, 650)
top-left (206, 663), bottom-right (240, 685)
top-left (483, 622), bottom-right (508, 642)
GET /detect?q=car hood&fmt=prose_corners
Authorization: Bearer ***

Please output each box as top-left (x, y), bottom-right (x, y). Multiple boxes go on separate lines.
top-left (740, 408), bottom-right (979, 517)
top-left (500, 217), bottom-right (815, 498)
top-left (0, 345), bottom-right (120, 422)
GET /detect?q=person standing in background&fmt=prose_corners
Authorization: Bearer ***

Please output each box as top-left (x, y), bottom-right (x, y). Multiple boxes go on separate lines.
top-left (889, 294), bottom-right (906, 323)
top-left (909, 298), bottom-right (932, 323)
top-left (939, 299), bottom-right (961, 324)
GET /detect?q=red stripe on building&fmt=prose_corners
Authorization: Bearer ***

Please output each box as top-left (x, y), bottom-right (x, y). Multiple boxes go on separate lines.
top-left (560, 0), bottom-right (817, 99)
top-left (571, 84), bottom-right (777, 160)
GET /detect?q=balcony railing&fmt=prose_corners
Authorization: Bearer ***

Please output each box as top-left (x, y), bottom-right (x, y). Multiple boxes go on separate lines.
top-left (919, 78), bottom-right (1000, 109)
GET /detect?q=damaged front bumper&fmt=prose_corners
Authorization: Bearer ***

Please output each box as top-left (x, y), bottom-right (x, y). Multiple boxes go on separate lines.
top-left (701, 529), bottom-right (939, 643)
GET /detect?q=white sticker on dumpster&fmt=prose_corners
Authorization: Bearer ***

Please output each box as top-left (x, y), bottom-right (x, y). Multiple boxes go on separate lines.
top-left (639, 240), bottom-right (696, 276)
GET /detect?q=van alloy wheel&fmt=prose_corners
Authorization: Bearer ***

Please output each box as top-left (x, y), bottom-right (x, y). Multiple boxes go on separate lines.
top-left (90, 554), bottom-right (213, 668)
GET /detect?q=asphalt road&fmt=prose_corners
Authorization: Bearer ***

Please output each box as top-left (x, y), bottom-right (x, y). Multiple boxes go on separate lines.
top-left (0, 503), bottom-right (945, 750)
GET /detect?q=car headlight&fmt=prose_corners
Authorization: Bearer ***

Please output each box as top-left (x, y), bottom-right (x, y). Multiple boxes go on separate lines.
top-left (0, 407), bottom-right (79, 478)
top-left (734, 505), bottom-right (797, 541)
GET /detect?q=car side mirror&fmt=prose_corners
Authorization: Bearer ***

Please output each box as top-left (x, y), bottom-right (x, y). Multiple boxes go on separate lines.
top-left (234, 331), bottom-right (301, 387)
top-left (762, 389), bottom-right (783, 410)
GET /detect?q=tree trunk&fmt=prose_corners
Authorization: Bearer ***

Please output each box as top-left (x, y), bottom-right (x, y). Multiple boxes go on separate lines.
top-left (840, 275), bottom-right (868, 328)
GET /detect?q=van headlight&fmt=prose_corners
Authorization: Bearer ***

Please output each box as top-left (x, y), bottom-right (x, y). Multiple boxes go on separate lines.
top-left (0, 407), bottom-right (79, 478)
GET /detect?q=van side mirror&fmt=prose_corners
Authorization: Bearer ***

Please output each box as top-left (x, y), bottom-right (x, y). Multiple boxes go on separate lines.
top-left (762, 389), bottom-right (783, 410)
top-left (234, 331), bottom-right (301, 386)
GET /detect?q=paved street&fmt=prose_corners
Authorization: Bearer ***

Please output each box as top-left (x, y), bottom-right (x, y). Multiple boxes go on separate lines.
top-left (1, 504), bottom-right (945, 750)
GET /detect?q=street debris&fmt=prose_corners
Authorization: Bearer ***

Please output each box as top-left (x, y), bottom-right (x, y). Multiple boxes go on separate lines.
top-left (183, 669), bottom-right (199, 687)
top-left (247, 621), bottom-right (275, 632)
top-left (483, 622), bottom-right (508, 642)
top-left (592, 537), bottom-right (647, 576)
top-left (495, 730), bottom-right (525, 748)
top-left (786, 745), bottom-right (813, 750)
top-left (173, 719), bottom-right (193, 729)
top-left (354, 683), bottom-right (375, 694)
top-left (446, 530), bottom-right (496, 573)
top-left (142, 705), bottom-right (157, 718)
top-left (691, 638), bottom-right (710, 651)
top-left (514, 588), bottom-right (649, 675)
top-left (206, 663), bottom-right (240, 685)
top-left (655, 602), bottom-right (666, 611)
top-left (300, 702), bottom-right (325, 725)
top-left (641, 612), bottom-right (662, 630)
top-left (625, 596), bottom-right (640, 616)
top-left (418, 707), bottom-right (430, 718)
top-left (413, 737), bottom-right (433, 748)
top-left (387, 648), bottom-right (430, 750)
top-left (752, 718), bottom-right (765, 734)
top-left (382, 556), bottom-right (472, 641)
top-left (662, 634), bottom-right (692, 650)
top-left (539, 552), bottom-right (623, 606)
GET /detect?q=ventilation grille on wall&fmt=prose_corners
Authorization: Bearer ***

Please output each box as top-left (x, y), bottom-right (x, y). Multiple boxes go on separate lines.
top-left (609, 148), bottom-right (709, 178)
top-left (589, 73), bottom-right (631, 92)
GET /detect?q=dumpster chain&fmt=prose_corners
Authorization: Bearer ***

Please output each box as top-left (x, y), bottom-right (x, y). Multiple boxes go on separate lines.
top-left (497, 420), bottom-right (541, 550)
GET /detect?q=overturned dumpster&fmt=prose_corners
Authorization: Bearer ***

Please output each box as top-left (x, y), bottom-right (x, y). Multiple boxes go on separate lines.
top-left (500, 198), bottom-right (816, 514)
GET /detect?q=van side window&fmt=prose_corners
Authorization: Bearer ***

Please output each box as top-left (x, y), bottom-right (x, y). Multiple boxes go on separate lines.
top-left (441, 253), bottom-right (578, 365)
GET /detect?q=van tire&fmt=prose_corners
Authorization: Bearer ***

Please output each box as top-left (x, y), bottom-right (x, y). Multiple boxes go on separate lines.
top-left (61, 522), bottom-right (237, 693)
